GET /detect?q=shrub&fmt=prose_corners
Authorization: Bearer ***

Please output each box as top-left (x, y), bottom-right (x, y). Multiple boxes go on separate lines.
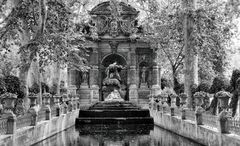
top-left (0, 78), bottom-right (6, 95)
top-left (4, 75), bottom-right (20, 94)
top-left (209, 75), bottom-right (229, 94)
top-left (161, 78), bottom-right (171, 89)
top-left (230, 69), bottom-right (240, 90)
top-left (50, 84), bottom-right (58, 95)
top-left (41, 82), bottom-right (49, 93)
top-left (174, 83), bottom-right (184, 94)
top-left (29, 82), bottom-right (40, 94)
top-left (60, 87), bottom-right (68, 94)
top-left (191, 84), bottom-right (198, 95)
top-left (198, 81), bottom-right (211, 92)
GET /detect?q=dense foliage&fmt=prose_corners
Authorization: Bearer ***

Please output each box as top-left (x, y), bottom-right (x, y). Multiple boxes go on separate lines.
top-left (230, 69), bottom-right (240, 90)
top-left (136, 0), bottom-right (239, 88)
top-left (197, 81), bottom-right (211, 93)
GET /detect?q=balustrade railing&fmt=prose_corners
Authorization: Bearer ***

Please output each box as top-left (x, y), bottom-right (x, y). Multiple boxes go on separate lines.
top-left (185, 109), bottom-right (195, 122)
top-left (0, 117), bottom-right (8, 135)
top-left (229, 117), bottom-right (240, 135)
top-left (150, 100), bottom-right (240, 135)
top-left (37, 108), bottom-right (46, 122)
top-left (174, 107), bottom-right (182, 117)
top-left (16, 113), bottom-right (32, 129)
top-left (0, 93), bottom-right (81, 136)
top-left (202, 112), bottom-right (218, 128)
top-left (51, 107), bottom-right (57, 118)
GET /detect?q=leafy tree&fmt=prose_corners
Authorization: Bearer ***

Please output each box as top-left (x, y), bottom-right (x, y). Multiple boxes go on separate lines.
top-left (230, 69), bottom-right (240, 90)
top-left (136, 0), bottom-right (239, 90)
top-left (0, 0), bottom-right (88, 102)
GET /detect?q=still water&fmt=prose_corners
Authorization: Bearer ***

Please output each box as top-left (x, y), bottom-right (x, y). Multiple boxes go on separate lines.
top-left (33, 124), bottom-right (203, 146)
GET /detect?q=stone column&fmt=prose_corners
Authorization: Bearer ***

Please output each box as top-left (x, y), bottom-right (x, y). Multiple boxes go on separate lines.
top-left (129, 44), bottom-right (138, 103)
top-left (151, 52), bottom-right (161, 96)
top-left (89, 47), bottom-right (99, 103)
top-left (68, 69), bottom-right (77, 95)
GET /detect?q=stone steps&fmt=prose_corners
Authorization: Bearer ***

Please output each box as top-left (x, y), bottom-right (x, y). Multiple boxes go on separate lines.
top-left (76, 124), bottom-right (154, 135)
top-left (88, 107), bottom-right (140, 110)
top-left (76, 117), bottom-right (154, 125)
top-left (75, 101), bottom-right (154, 125)
top-left (79, 110), bottom-right (150, 117)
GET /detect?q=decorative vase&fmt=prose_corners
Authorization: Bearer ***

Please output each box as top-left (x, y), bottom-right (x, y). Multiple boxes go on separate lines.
top-left (179, 93), bottom-right (188, 107)
top-left (28, 93), bottom-right (38, 107)
top-left (194, 92), bottom-right (205, 107)
top-left (1, 93), bottom-right (17, 113)
top-left (216, 91), bottom-right (231, 109)
top-left (42, 93), bottom-right (51, 106)
top-left (170, 93), bottom-right (177, 107)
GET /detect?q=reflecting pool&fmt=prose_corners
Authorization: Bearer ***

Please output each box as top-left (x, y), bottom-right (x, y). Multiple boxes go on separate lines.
top-left (33, 124), bottom-right (204, 146)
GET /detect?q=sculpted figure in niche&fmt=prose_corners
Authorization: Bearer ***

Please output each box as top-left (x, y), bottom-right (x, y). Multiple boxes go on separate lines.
top-left (105, 62), bottom-right (123, 82)
top-left (141, 66), bottom-right (147, 84)
top-left (82, 71), bottom-right (89, 84)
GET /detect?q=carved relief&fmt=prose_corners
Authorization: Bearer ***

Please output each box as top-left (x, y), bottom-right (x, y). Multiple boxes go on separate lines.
top-left (109, 41), bottom-right (119, 53)
top-left (88, 1), bottom-right (140, 37)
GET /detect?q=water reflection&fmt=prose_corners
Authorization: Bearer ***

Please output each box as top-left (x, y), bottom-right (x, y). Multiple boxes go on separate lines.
top-left (33, 125), bottom-right (203, 146)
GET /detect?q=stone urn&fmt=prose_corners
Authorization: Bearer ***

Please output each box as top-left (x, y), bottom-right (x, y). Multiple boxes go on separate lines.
top-left (216, 91), bottom-right (231, 109)
top-left (170, 93), bottom-right (177, 107)
top-left (53, 94), bottom-right (61, 107)
top-left (61, 94), bottom-right (68, 114)
top-left (28, 93), bottom-right (38, 107)
top-left (53, 94), bottom-right (61, 116)
top-left (62, 94), bottom-right (69, 103)
top-left (193, 91), bottom-right (205, 107)
top-left (42, 93), bottom-right (51, 106)
top-left (0, 92), bottom-right (17, 113)
top-left (179, 93), bottom-right (188, 107)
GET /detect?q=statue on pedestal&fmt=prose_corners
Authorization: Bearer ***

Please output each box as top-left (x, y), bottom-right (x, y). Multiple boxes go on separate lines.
top-left (140, 66), bottom-right (148, 88)
top-left (81, 71), bottom-right (89, 88)
top-left (103, 62), bottom-right (125, 101)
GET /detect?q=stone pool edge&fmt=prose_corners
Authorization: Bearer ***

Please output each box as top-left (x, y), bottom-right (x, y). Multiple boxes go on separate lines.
top-left (150, 109), bottom-right (240, 146)
top-left (0, 110), bottom-right (79, 146)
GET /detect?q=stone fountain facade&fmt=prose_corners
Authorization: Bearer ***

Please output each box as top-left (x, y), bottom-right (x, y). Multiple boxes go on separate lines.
top-left (68, 1), bottom-right (161, 106)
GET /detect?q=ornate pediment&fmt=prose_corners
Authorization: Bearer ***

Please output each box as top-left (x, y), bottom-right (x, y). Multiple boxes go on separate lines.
top-left (88, 0), bottom-right (140, 38)
top-left (89, 1), bottom-right (139, 16)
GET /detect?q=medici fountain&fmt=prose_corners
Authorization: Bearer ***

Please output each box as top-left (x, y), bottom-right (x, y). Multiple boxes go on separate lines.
top-left (71, 1), bottom-right (159, 125)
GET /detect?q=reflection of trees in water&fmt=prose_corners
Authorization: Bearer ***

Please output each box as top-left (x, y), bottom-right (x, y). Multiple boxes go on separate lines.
top-left (35, 125), bottom-right (202, 146)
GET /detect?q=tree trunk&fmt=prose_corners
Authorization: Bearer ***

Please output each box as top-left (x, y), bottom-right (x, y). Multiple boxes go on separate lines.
top-left (19, 63), bottom-right (31, 108)
top-left (182, 0), bottom-right (198, 109)
top-left (172, 67), bottom-right (177, 89)
top-left (53, 63), bottom-right (61, 95)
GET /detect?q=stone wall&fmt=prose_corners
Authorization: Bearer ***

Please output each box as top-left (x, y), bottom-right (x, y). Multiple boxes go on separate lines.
top-left (0, 110), bottom-right (79, 146)
top-left (150, 109), bottom-right (240, 146)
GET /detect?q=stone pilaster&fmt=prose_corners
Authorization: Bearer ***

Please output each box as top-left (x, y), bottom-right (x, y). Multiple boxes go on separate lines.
top-left (68, 69), bottom-right (77, 95)
top-left (129, 44), bottom-right (138, 103)
top-left (89, 46), bottom-right (99, 103)
top-left (151, 52), bottom-right (161, 95)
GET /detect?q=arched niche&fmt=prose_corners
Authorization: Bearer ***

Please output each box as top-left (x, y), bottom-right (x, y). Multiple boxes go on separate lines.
top-left (102, 53), bottom-right (127, 67)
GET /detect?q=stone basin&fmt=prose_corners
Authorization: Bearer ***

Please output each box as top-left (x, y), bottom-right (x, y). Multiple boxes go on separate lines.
top-left (76, 101), bottom-right (154, 125)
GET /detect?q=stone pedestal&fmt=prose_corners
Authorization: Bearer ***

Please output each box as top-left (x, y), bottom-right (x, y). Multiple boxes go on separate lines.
top-left (129, 66), bottom-right (138, 103)
top-left (91, 87), bottom-right (99, 103)
top-left (81, 83), bottom-right (89, 89)
top-left (68, 85), bottom-right (77, 96)
top-left (151, 65), bottom-right (161, 96)
top-left (77, 88), bottom-right (92, 105)
top-left (140, 83), bottom-right (148, 89)
top-left (138, 88), bottom-right (151, 108)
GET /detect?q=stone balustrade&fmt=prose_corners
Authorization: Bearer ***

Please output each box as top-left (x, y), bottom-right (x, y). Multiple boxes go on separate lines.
top-left (149, 98), bottom-right (240, 145)
top-left (0, 93), bottom-right (80, 136)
